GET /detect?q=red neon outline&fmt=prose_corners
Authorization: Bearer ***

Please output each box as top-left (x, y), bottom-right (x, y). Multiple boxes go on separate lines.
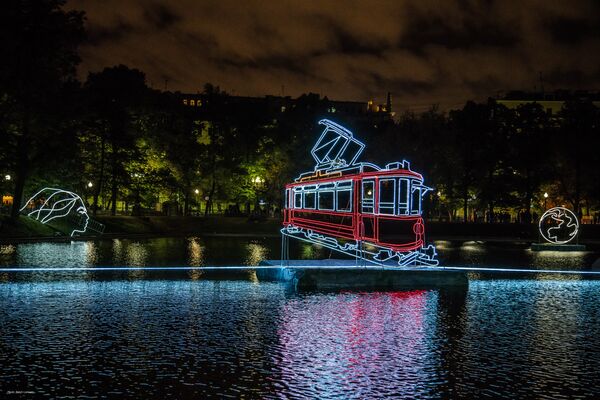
top-left (286, 169), bottom-right (423, 189)
top-left (283, 167), bottom-right (429, 253)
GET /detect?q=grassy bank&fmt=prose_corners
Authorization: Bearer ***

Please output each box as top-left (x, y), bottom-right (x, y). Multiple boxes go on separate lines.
top-left (0, 214), bottom-right (283, 240)
top-left (96, 215), bottom-right (282, 236)
top-left (2, 214), bottom-right (599, 245)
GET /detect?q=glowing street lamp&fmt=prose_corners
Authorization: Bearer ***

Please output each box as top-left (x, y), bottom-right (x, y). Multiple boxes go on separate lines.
top-left (4, 174), bottom-right (10, 181)
top-left (543, 192), bottom-right (548, 210)
top-left (87, 181), bottom-right (93, 188)
top-left (194, 189), bottom-right (200, 214)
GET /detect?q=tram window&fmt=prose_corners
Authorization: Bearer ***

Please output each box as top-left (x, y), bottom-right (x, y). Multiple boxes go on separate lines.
top-left (294, 191), bottom-right (302, 208)
top-left (362, 180), bottom-right (374, 213)
top-left (411, 185), bottom-right (421, 215)
top-left (318, 191), bottom-right (334, 210)
top-left (337, 180), bottom-right (352, 188)
top-left (304, 191), bottom-right (316, 209)
top-left (285, 189), bottom-right (289, 208)
top-left (336, 189), bottom-right (352, 212)
top-left (379, 178), bottom-right (395, 215)
top-left (398, 178), bottom-right (409, 215)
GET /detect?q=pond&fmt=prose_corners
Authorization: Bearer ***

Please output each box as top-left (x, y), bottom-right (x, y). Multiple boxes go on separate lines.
top-left (1, 237), bottom-right (599, 398)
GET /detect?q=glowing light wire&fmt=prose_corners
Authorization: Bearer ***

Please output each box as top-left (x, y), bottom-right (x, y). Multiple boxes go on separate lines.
top-left (0, 265), bottom-right (599, 275)
top-left (20, 187), bottom-right (91, 236)
top-left (538, 207), bottom-right (579, 244)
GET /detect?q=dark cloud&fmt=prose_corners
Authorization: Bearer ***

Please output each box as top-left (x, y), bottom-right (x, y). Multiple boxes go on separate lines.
top-left (400, 13), bottom-right (519, 52)
top-left (143, 3), bottom-right (180, 30)
top-left (86, 18), bottom-right (133, 45)
top-left (544, 16), bottom-right (600, 45)
top-left (69, 0), bottom-right (600, 110)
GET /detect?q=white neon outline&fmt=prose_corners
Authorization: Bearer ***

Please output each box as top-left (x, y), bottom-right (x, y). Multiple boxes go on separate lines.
top-left (303, 191), bottom-right (317, 210)
top-left (336, 188), bottom-right (353, 213)
top-left (20, 187), bottom-right (91, 237)
top-left (317, 190), bottom-right (335, 211)
top-left (398, 178), bottom-right (409, 215)
top-left (378, 178), bottom-right (396, 215)
top-left (538, 207), bottom-right (579, 245)
top-left (311, 119), bottom-right (366, 170)
top-left (286, 119), bottom-right (438, 267)
top-left (2, 265), bottom-right (600, 275)
top-left (361, 180), bottom-right (375, 213)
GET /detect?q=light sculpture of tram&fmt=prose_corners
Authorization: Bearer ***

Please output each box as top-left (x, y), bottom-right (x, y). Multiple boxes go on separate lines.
top-left (282, 119), bottom-right (438, 266)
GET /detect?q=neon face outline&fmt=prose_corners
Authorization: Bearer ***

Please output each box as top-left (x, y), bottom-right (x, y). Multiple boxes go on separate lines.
top-left (282, 119), bottom-right (438, 267)
top-left (538, 207), bottom-right (579, 244)
top-left (20, 188), bottom-right (91, 237)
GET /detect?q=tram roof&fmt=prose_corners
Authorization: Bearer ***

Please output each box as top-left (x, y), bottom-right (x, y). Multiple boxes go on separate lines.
top-left (289, 166), bottom-right (423, 187)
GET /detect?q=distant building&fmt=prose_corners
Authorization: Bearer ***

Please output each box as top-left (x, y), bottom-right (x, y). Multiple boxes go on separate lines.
top-left (178, 92), bottom-right (395, 125)
top-left (496, 90), bottom-right (600, 116)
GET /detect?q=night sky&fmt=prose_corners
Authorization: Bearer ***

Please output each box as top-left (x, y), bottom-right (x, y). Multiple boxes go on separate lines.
top-left (71, 0), bottom-right (600, 110)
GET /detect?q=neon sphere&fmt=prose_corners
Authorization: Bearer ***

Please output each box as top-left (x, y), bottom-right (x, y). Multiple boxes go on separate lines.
top-left (538, 207), bottom-right (579, 244)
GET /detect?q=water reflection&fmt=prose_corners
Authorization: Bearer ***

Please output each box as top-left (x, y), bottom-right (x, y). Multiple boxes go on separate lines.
top-left (187, 237), bottom-right (204, 267)
top-left (275, 291), bottom-right (439, 398)
top-left (0, 237), bottom-right (598, 273)
top-left (0, 244), bottom-right (16, 255)
top-left (245, 241), bottom-right (269, 266)
top-left (454, 280), bottom-right (600, 398)
top-left (529, 249), bottom-right (589, 271)
top-left (13, 242), bottom-right (94, 268)
top-left (0, 279), bottom-right (598, 398)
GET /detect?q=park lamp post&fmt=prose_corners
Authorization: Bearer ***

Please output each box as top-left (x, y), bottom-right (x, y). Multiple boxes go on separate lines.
top-left (543, 192), bottom-right (548, 210)
top-left (194, 189), bottom-right (199, 214)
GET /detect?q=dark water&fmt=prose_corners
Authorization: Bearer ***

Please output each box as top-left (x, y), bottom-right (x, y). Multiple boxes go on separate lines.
top-left (1, 238), bottom-right (600, 398)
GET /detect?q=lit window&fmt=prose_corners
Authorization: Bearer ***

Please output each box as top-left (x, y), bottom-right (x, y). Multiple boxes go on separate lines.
top-left (183, 99), bottom-right (188, 105)
top-left (197, 100), bottom-right (202, 107)
top-left (281, 106), bottom-right (286, 112)
top-left (190, 100), bottom-right (195, 106)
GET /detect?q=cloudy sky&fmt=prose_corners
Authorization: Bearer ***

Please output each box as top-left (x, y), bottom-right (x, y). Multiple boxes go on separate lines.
top-left (70, 0), bottom-right (600, 110)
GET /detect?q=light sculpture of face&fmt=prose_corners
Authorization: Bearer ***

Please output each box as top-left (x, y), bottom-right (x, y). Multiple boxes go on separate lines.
top-left (20, 188), bottom-right (90, 236)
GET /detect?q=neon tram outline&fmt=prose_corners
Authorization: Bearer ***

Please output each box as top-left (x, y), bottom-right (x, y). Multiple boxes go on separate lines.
top-left (282, 119), bottom-right (438, 266)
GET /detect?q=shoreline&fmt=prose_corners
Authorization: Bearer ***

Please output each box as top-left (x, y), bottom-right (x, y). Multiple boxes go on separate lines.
top-left (2, 215), bottom-right (599, 248)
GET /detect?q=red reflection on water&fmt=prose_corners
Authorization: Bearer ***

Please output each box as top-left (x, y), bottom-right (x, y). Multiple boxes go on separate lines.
top-left (276, 290), bottom-right (431, 397)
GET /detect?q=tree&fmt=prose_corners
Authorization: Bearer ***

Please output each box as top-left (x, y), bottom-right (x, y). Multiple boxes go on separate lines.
top-left (0, 0), bottom-right (85, 219)
top-left (557, 100), bottom-right (599, 215)
top-left (83, 65), bottom-right (150, 215)
top-left (511, 102), bottom-right (551, 220)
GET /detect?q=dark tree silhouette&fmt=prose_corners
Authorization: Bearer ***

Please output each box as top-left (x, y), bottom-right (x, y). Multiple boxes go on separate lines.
top-left (1, 0), bottom-right (84, 220)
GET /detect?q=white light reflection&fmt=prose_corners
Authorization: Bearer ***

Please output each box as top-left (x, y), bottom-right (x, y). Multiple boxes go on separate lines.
top-left (187, 237), bottom-right (205, 267)
top-left (245, 242), bottom-right (268, 266)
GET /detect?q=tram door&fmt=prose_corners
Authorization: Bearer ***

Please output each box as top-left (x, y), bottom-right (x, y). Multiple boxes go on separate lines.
top-left (360, 179), bottom-right (376, 240)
